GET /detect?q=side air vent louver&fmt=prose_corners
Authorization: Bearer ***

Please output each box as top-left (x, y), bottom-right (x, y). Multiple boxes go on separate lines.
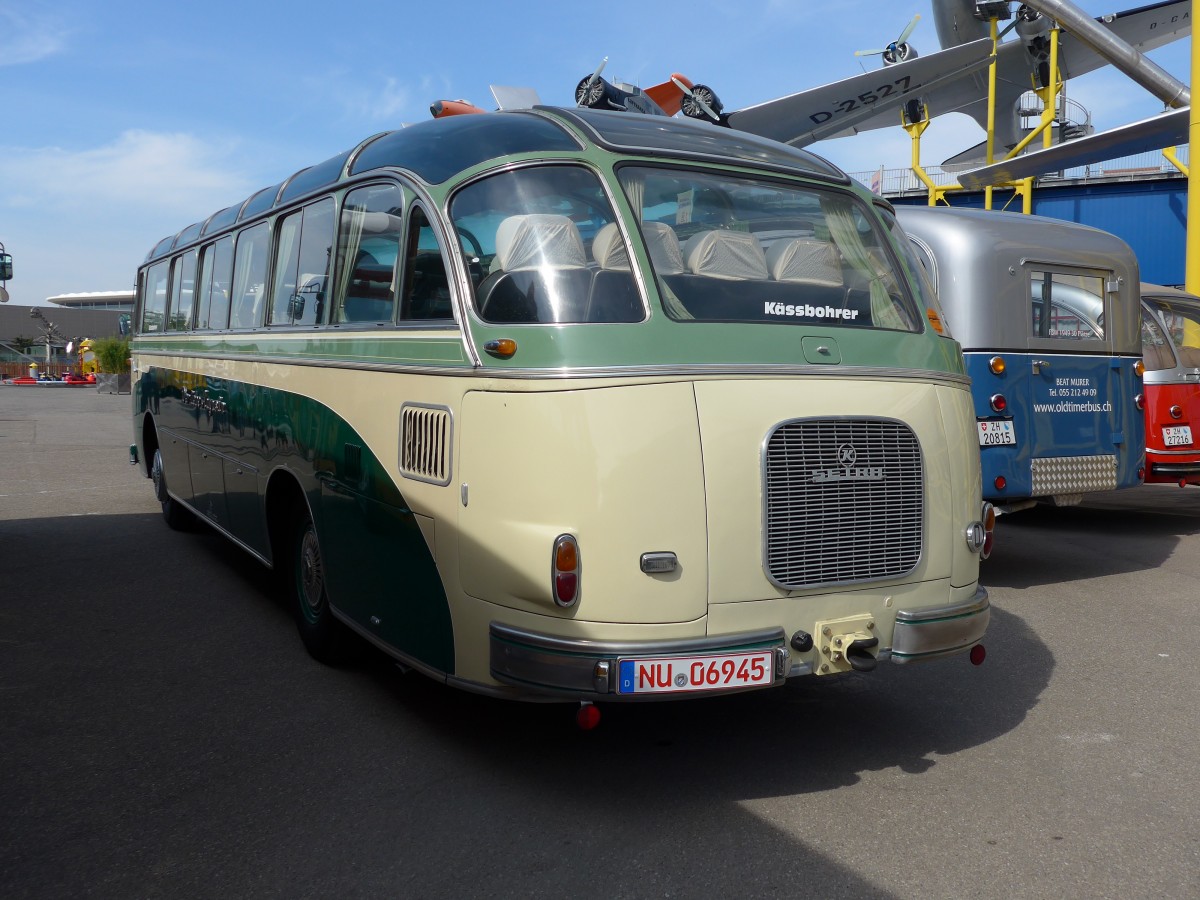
top-left (399, 403), bottom-right (453, 486)
top-left (764, 418), bottom-right (924, 590)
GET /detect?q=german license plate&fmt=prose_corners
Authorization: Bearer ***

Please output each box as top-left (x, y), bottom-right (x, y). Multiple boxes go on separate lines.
top-left (977, 420), bottom-right (1016, 446)
top-left (1163, 425), bottom-right (1193, 447)
top-left (617, 650), bottom-right (774, 695)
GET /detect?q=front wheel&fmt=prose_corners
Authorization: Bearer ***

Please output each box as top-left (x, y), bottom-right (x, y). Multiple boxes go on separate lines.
top-left (287, 504), bottom-right (351, 664)
top-left (151, 448), bottom-right (192, 530)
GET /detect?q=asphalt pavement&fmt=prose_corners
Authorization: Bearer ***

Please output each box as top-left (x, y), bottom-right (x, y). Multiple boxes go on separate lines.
top-left (2, 386), bottom-right (1198, 899)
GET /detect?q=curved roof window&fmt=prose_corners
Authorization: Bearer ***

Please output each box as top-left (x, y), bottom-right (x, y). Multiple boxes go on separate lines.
top-left (555, 107), bottom-right (845, 182)
top-left (351, 112), bottom-right (581, 184)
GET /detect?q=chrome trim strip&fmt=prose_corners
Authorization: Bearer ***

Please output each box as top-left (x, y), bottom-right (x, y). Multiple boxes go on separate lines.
top-left (491, 622), bottom-right (785, 656)
top-left (1146, 447), bottom-right (1200, 457)
top-left (891, 586), bottom-right (990, 663)
top-left (133, 350), bottom-right (971, 386)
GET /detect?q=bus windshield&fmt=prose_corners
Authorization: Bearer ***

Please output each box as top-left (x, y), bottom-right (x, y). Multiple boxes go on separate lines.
top-left (1146, 298), bottom-right (1200, 369)
top-left (618, 166), bottom-right (920, 331)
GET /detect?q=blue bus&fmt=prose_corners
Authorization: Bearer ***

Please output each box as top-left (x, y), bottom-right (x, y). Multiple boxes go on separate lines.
top-left (897, 207), bottom-right (1145, 512)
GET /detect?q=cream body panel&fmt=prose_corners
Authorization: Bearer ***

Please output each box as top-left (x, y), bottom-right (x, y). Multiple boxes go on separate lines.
top-left (136, 342), bottom-right (471, 526)
top-left (936, 384), bottom-right (986, 588)
top-left (693, 378), bottom-right (977, 603)
top-left (457, 383), bottom-right (709, 624)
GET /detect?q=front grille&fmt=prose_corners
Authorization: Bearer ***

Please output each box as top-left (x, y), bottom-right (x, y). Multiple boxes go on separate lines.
top-left (764, 418), bottom-right (924, 589)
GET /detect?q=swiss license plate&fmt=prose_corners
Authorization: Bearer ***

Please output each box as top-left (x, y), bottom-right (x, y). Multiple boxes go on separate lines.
top-left (977, 420), bottom-right (1016, 446)
top-left (617, 650), bottom-right (774, 695)
top-left (1163, 425), bottom-right (1193, 447)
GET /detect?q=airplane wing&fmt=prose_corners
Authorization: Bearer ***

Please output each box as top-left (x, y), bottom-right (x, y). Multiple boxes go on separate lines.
top-left (1056, 0), bottom-right (1191, 80)
top-left (725, 38), bottom-right (994, 145)
top-left (955, 107), bottom-right (1188, 189)
top-left (728, 1), bottom-right (1190, 150)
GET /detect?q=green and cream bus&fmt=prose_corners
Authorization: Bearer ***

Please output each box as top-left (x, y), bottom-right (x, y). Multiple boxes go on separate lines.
top-left (131, 107), bottom-right (993, 719)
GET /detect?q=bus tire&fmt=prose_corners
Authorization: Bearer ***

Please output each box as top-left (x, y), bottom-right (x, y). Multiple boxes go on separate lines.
top-left (151, 448), bottom-right (192, 531)
top-left (287, 504), bottom-right (350, 664)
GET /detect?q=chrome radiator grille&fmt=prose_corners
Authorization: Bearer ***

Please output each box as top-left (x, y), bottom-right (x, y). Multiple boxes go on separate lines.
top-left (764, 418), bottom-right (924, 589)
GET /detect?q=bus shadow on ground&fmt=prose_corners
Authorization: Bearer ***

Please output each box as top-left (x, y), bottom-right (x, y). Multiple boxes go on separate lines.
top-left (1, 510), bottom-right (1050, 898)
top-left (983, 486), bottom-right (1200, 590)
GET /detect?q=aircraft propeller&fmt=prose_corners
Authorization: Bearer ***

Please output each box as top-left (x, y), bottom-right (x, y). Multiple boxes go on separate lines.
top-left (671, 76), bottom-right (724, 122)
top-left (855, 14), bottom-right (921, 65)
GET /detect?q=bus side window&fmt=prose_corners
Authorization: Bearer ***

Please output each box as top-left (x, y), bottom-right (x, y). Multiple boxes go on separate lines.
top-left (140, 260), bottom-right (171, 333)
top-left (230, 222), bottom-right (269, 329)
top-left (334, 184), bottom-right (402, 324)
top-left (401, 205), bottom-right (453, 321)
top-left (271, 198), bottom-right (335, 327)
top-left (167, 249), bottom-right (198, 331)
top-left (195, 235), bottom-right (234, 331)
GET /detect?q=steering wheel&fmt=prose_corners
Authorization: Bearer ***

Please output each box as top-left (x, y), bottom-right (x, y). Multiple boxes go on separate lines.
top-left (457, 226), bottom-right (483, 260)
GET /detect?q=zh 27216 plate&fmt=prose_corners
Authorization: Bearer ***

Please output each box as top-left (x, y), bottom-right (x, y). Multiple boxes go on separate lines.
top-left (1163, 425), bottom-right (1193, 447)
top-left (617, 650), bottom-right (774, 695)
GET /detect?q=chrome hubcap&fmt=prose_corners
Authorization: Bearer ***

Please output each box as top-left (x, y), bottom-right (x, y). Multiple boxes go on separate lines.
top-left (299, 528), bottom-right (324, 616)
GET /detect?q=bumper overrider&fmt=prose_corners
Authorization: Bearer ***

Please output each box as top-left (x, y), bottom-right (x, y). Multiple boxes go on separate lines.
top-left (489, 587), bottom-right (990, 699)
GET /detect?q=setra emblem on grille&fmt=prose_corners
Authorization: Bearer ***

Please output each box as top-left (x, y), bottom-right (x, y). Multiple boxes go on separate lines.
top-left (812, 442), bottom-right (885, 483)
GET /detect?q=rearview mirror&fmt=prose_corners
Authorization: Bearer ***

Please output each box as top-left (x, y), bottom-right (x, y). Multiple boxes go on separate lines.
top-left (0, 252), bottom-right (12, 281)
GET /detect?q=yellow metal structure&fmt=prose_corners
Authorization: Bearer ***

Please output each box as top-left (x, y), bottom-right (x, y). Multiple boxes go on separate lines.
top-left (1188, 0), bottom-right (1200, 297)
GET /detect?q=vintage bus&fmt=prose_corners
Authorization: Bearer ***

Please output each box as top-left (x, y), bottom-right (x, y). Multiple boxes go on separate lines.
top-left (130, 108), bottom-right (992, 722)
top-left (1139, 283), bottom-right (1200, 486)
top-left (897, 207), bottom-right (1145, 513)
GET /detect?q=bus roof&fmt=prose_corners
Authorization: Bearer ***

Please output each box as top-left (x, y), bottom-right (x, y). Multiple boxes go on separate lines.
top-left (144, 108), bottom-right (849, 263)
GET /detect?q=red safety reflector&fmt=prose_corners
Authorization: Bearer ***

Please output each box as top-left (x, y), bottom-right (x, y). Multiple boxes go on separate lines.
top-left (994, 475), bottom-right (1007, 491)
top-left (555, 572), bottom-right (577, 605)
top-left (1171, 405), bottom-right (1184, 419)
top-left (970, 644), bottom-right (987, 666)
top-left (576, 704), bottom-right (601, 730)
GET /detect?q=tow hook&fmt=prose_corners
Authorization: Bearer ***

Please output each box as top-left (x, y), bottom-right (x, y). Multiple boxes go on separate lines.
top-left (813, 614), bottom-right (879, 675)
top-left (846, 637), bottom-right (879, 672)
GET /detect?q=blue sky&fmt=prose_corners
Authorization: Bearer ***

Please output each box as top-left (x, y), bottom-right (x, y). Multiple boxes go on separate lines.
top-left (0, 0), bottom-right (1191, 306)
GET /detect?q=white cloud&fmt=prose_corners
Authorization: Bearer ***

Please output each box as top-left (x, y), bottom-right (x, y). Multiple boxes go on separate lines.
top-left (0, 131), bottom-right (258, 302)
top-left (0, 5), bottom-right (68, 66)
top-left (0, 130), bottom-right (255, 216)
top-left (300, 69), bottom-right (434, 124)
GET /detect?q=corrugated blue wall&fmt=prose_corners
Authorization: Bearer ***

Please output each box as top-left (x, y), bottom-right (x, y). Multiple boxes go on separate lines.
top-left (893, 177), bottom-right (1187, 286)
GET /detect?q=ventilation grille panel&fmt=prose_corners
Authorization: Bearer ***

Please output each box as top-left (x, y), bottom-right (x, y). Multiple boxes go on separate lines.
top-left (400, 404), bottom-right (452, 485)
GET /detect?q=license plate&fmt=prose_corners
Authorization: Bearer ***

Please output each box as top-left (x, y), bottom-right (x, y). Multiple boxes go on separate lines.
top-left (617, 650), bottom-right (774, 695)
top-left (1163, 425), bottom-right (1193, 447)
top-left (977, 420), bottom-right (1016, 446)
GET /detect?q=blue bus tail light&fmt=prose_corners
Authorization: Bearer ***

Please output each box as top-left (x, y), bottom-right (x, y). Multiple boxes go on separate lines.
top-left (994, 475), bottom-right (1007, 491)
top-left (1134, 359), bottom-right (1145, 378)
top-left (1134, 393), bottom-right (1145, 411)
top-left (553, 535), bottom-right (580, 608)
top-left (988, 356), bottom-right (1006, 376)
top-left (989, 394), bottom-right (1007, 413)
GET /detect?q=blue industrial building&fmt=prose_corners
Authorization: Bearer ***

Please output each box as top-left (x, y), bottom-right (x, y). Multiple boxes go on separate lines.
top-left (888, 172), bottom-right (1187, 286)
